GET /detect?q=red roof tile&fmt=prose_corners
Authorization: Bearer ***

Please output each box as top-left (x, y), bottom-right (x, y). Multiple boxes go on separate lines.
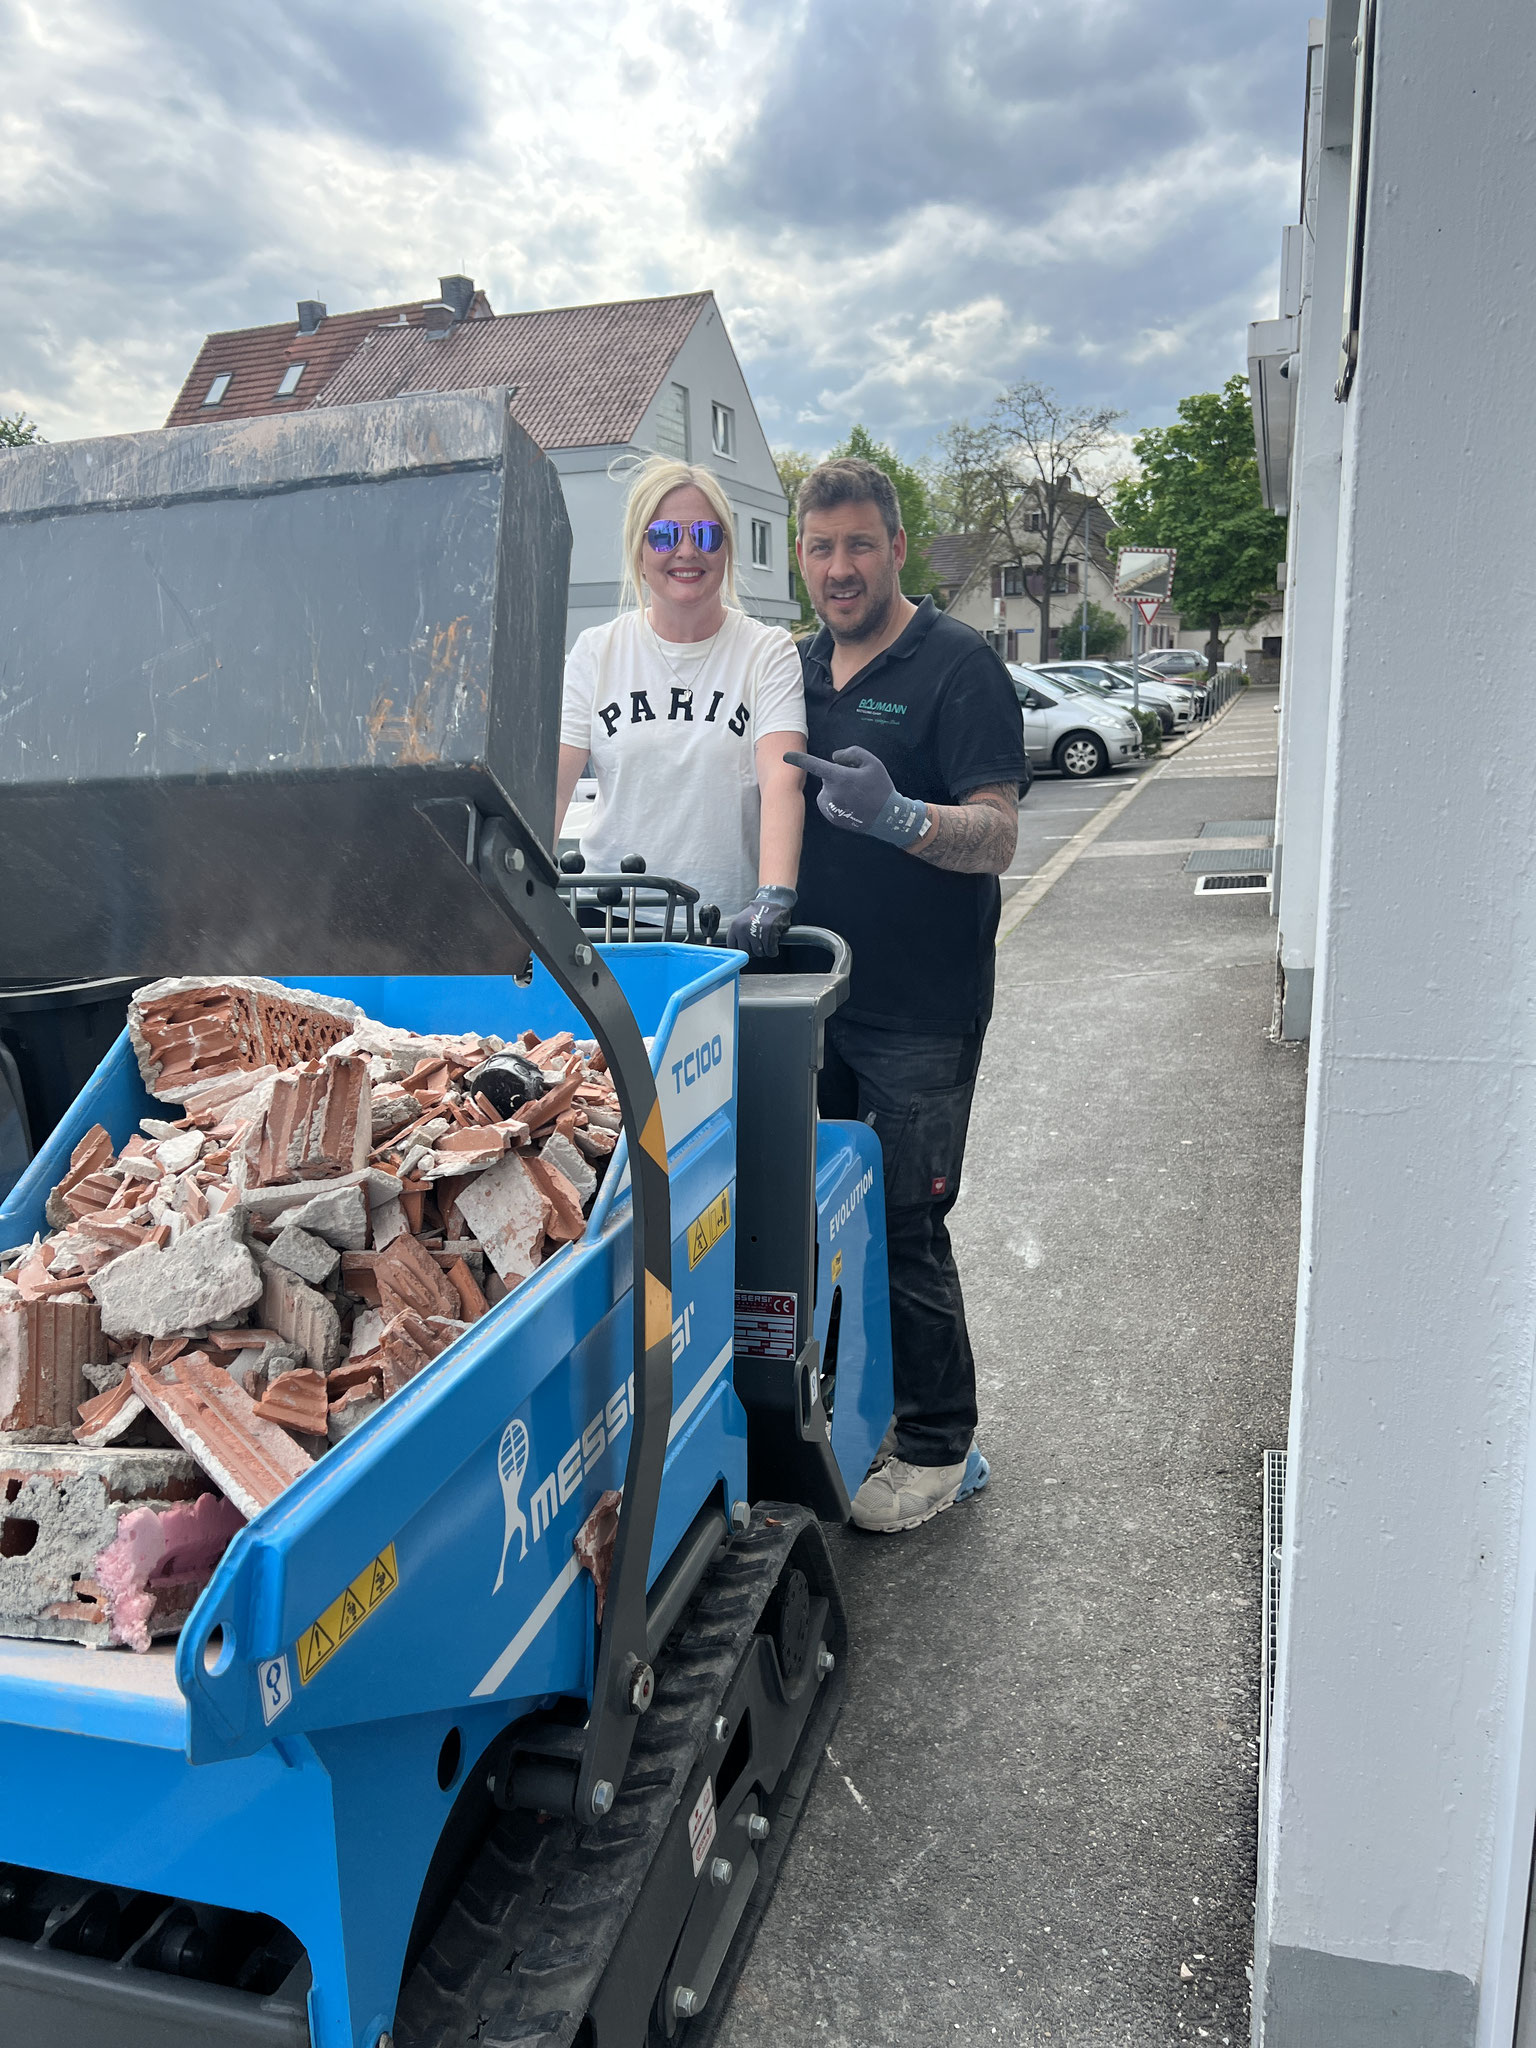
top-left (312, 294), bottom-right (712, 450)
top-left (163, 289), bottom-right (494, 428)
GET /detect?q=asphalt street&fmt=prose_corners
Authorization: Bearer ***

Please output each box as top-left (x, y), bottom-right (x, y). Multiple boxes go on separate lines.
top-left (719, 689), bottom-right (1302, 2048)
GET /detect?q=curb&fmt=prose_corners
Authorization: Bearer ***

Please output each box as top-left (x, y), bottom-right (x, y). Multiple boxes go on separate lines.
top-left (997, 686), bottom-right (1253, 947)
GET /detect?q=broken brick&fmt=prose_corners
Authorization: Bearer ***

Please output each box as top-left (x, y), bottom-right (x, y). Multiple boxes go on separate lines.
top-left (445, 1256), bottom-right (490, 1323)
top-left (541, 1133), bottom-right (598, 1208)
top-left (128, 976), bottom-right (363, 1101)
top-left (0, 1297), bottom-right (108, 1440)
top-left (376, 1232), bottom-right (461, 1323)
top-left (523, 1153), bottom-right (586, 1245)
top-left (130, 1351), bottom-right (313, 1519)
top-left (244, 1056), bottom-right (372, 1185)
top-left (254, 1367), bottom-right (331, 1439)
top-left (44, 1125), bottom-right (116, 1230)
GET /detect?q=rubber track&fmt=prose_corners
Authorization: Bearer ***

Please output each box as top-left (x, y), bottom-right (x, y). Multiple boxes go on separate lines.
top-left (394, 1506), bottom-right (823, 2048)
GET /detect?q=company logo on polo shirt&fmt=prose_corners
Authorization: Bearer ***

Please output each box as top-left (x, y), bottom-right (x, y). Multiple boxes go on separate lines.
top-left (856, 697), bottom-right (907, 724)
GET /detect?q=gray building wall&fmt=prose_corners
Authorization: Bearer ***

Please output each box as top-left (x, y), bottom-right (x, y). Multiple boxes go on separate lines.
top-left (1254, 3), bottom-right (1536, 2043)
top-left (559, 303), bottom-right (794, 650)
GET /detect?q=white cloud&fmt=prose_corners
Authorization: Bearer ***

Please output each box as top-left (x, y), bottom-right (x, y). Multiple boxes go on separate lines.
top-left (0, 0), bottom-right (1316, 452)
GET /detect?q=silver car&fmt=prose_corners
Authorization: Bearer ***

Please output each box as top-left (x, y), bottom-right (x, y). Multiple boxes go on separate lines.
top-left (1039, 659), bottom-right (1196, 732)
top-left (1009, 666), bottom-right (1144, 778)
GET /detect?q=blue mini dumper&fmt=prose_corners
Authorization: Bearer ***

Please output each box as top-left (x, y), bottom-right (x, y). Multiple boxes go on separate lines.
top-left (0, 396), bottom-right (894, 2046)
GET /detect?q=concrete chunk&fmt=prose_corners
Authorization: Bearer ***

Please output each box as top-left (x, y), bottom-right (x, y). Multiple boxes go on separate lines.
top-left (455, 1152), bottom-right (549, 1283)
top-left (261, 1264), bottom-right (342, 1374)
top-left (540, 1132), bottom-right (598, 1208)
top-left (282, 1182), bottom-right (369, 1251)
top-left (266, 1224), bottom-right (340, 1288)
top-left (0, 1441), bottom-right (223, 1649)
top-left (90, 1212), bottom-right (263, 1341)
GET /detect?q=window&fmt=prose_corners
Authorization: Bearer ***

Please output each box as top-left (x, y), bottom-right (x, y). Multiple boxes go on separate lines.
top-left (750, 519), bottom-right (771, 570)
top-left (711, 402), bottom-right (736, 459)
top-left (1050, 563), bottom-right (1080, 595)
top-left (202, 373), bottom-right (232, 406)
top-left (654, 382), bottom-right (689, 460)
top-left (1002, 565), bottom-right (1026, 597)
top-left (1027, 510), bottom-right (1043, 532)
top-left (275, 362), bottom-right (306, 398)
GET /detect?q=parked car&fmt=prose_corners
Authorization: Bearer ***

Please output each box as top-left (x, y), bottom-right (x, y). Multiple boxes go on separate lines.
top-left (1106, 662), bottom-right (1207, 718)
top-left (1140, 648), bottom-right (1208, 679)
top-left (1038, 660), bottom-right (1194, 732)
top-left (1009, 666), bottom-right (1144, 778)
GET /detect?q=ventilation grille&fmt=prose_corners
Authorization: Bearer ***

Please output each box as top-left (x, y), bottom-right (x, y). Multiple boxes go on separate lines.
top-left (1199, 820), bottom-right (1274, 839)
top-left (1185, 846), bottom-right (1274, 873)
top-left (1195, 872), bottom-right (1271, 894)
top-left (1258, 1448), bottom-right (1288, 1839)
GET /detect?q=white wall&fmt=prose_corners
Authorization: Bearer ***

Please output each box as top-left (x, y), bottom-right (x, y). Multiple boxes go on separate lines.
top-left (1256, 2), bottom-right (1536, 2041)
top-left (632, 302), bottom-right (795, 627)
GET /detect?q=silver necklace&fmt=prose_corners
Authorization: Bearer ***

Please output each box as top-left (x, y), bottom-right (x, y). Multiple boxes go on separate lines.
top-left (645, 607), bottom-right (730, 715)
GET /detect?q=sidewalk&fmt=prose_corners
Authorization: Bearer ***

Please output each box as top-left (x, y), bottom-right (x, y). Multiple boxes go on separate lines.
top-left (720, 688), bottom-right (1305, 2047)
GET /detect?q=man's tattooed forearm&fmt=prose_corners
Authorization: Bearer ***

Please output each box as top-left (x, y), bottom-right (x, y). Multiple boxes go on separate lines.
top-left (909, 786), bottom-right (1018, 873)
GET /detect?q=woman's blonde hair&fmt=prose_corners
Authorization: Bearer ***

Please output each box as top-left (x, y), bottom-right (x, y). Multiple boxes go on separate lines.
top-left (617, 455), bottom-right (739, 614)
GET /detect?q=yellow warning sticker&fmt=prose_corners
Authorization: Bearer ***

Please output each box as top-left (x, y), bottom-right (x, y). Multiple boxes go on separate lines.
top-left (298, 1543), bottom-right (399, 1685)
top-left (831, 1249), bottom-right (844, 1284)
top-left (687, 1188), bottom-right (731, 1270)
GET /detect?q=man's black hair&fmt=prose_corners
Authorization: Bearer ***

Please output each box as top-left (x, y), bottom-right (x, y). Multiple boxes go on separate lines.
top-left (797, 457), bottom-right (902, 543)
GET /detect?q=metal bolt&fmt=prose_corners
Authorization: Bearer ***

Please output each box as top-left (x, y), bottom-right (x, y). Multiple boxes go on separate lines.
top-left (628, 1662), bottom-right (655, 1715)
top-left (573, 942), bottom-right (594, 966)
top-left (730, 1500), bottom-right (751, 1534)
top-left (711, 1713), bottom-right (729, 1743)
top-left (747, 1813), bottom-right (770, 1842)
top-left (710, 1857), bottom-right (734, 1888)
top-left (816, 1645), bottom-right (835, 1679)
top-left (674, 1987), bottom-right (700, 2018)
top-left (590, 1779), bottom-right (615, 1816)
top-left (377, 2036), bottom-right (395, 2048)
top-left (502, 847), bottom-right (524, 873)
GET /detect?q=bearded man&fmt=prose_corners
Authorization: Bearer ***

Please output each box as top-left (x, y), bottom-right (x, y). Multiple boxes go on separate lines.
top-left (785, 456), bottom-right (1029, 1534)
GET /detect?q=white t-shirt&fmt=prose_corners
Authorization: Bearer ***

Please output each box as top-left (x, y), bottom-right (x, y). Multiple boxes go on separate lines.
top-left (560, 607), bottom-right (806, 917)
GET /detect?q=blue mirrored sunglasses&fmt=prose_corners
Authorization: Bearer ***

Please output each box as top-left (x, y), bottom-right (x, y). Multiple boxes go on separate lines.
top-left (646, 519), bottom-right (725, 555)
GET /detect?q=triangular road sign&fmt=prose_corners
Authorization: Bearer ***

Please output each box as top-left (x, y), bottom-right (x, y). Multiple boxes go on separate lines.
top-left (1134, 596), bottom-right (1163, 623)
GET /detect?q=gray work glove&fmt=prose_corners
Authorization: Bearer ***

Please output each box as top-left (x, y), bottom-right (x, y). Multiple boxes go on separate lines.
top-left (728, 884), bottom-right (796, 958)
top-left (783, 747), bottom-right (929, 849)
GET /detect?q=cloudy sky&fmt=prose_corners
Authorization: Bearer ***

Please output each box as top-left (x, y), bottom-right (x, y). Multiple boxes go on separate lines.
top-left (1, 0), bottom-right (1313, 457)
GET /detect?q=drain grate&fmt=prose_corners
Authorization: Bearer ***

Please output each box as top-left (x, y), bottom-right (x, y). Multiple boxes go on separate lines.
top-left (1259, 1449), bottom-right (1288, 1830)
top-left (1185, 845), bottom-right (1273, 873)
top-left (1200, 820), bottom-right (1273, 839)
top-left (1196, 872), bottom-right (1270, 893)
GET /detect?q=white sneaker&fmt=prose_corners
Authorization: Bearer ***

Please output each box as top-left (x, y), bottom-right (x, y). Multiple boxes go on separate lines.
top-left (850, 1455), bottom-right (967, 1533)
top-left (867, 1420), bottom-right (899, 1475)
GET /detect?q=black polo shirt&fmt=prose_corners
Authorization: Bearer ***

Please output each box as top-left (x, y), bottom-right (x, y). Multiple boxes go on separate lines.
top-left (794, 597), bottom-right (1027, 1035)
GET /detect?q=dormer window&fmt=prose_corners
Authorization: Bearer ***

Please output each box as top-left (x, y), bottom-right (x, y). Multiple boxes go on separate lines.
top-left (275, 363), bottom-right (305, 398)
top-left (202, 373), bottom-right (232, 406)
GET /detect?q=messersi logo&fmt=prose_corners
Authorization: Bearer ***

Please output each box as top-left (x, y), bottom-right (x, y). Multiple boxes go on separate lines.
top-left (828, 1167), bottom-right (875, 1240)
top-left (492, 1302), bottom-right (696, 1591)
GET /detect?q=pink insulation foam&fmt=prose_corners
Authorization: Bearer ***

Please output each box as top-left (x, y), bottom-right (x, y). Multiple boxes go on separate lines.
top-left (93, 1493), bottom-right (246, 1652)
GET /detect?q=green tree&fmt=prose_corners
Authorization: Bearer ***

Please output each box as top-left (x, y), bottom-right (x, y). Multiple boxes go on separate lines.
top-left (772, 446), bottom-right (822, 631)
top-left (924, 383), bottom-right (1122, 657)
top-left (1060, 599), bottom-right (1126, 661)
top-left (0, 412), bottom-right (42, 448)
top-left (1110, 376), bottom-right (1286, 672)
top-left (826, 424), bottom-right (942, 600)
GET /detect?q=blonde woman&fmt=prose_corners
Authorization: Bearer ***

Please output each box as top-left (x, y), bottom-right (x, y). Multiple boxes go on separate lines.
top-left (555, 458), bottom-right (806, 955)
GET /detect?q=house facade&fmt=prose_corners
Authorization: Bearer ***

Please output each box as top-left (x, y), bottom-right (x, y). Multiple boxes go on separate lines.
top-left (928, 500), bottom-right (1152, 663)
top-left (166, 278), bottom-right (795, 647)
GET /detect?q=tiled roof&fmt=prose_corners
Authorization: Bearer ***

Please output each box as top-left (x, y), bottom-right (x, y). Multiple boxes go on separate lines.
top-left (312, 294), bottom-right (713, 450)
top-left (163, 290), bottom-right (495, 428)
top-left (925, 532), bottom-right (990, 590)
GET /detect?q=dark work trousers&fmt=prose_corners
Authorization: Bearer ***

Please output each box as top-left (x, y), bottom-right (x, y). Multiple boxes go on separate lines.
top-left (818, 1012), bottom-right (982, 1468)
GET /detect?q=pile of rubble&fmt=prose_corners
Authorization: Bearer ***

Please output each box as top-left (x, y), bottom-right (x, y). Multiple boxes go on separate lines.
top-left (0, 977), bottom-right (622, 1653)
